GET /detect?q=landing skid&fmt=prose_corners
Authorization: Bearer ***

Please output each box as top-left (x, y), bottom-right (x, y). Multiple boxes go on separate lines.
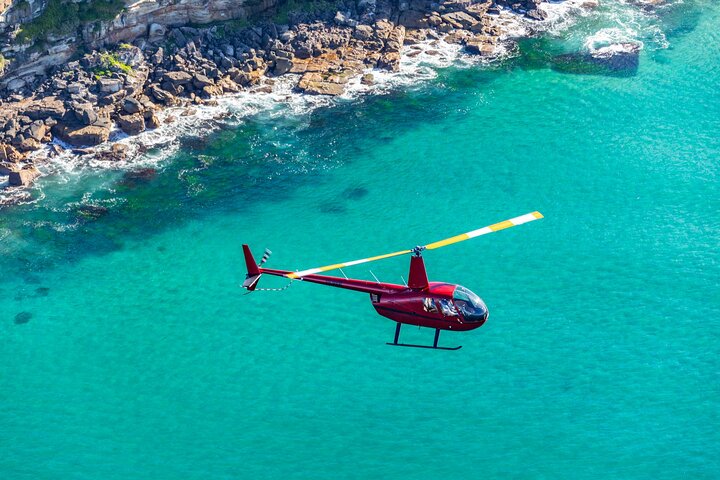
top-left (386, 324), bottom-right (462, 351)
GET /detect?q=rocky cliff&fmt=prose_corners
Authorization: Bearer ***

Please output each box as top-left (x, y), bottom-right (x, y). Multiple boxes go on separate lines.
top-left (0, 0), bottom-right (278, 89)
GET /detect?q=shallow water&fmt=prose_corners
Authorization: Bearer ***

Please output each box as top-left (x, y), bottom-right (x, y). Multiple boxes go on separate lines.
top-left (2, 1), bottom-right (719, 478)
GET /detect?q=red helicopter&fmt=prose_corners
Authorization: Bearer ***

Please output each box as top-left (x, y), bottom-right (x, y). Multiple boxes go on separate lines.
top-left (242, 211), bottom-right (543, 350)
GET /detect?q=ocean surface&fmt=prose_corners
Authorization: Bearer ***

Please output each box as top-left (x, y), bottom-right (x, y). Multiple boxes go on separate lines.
top-left (2, 1), bottom-right (719, 478)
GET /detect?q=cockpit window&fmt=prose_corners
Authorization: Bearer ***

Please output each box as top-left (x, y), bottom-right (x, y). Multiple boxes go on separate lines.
top-left (423, 297), bottom-right (438, 313)
top-left (438, 299), bottom-right (458, 317)
top-left (453, 286), bottom-right (488, 322)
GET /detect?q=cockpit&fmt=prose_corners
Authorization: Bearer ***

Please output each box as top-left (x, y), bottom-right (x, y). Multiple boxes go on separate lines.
top-left (453, 286), bottom-right (488, 323)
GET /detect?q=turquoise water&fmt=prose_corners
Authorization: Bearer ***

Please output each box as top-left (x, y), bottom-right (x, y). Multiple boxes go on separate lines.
top-left (2, 1), bottom-right (719, 478)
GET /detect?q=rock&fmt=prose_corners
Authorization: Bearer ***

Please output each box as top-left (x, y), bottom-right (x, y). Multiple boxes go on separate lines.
top-left (67, 82), bottom-right (84, 94)
top-left (297, 72), bottom-right (346, 96)
top-left (117, 45), bottom-right (143, 67)
top-left (0, 144), bottom-right (24, 163)
top-left (526, 8), bottom-right (547, 20)
top-left (6, 78), bottom-right (26, 92)
top-left (97, 78), bottom-right (123, 94)
top-left (0, 163), bottom-right (14, 175)
top-left (273, 57), bottom-right (293, 75)
top-left (123, 97), bottom-right (143, 115)
top-left (48, 144), bottom-right (65, 157)
top-left (148, 23), bottom-right (167, 44)
top-left (334, 11), bottom-right (358, 27)
top-left (8, 166), bottom-right (40, 186)
top-left (441, 11), bottom-right (478, 29)
top-left (24, 97), bottom-right (66, 120)
top-left (96, 143), bottom-right (128, 162)
top-left (150, 47), bottom-right (164, 65)
top-left (590, 43), bottom-right (641, 71)
top-left (145, 112), bottom-right (161, 129)
top-left (361, 73), bottom-right (374, 85)
top-left (354, 25), bottom-right (374, 41)
top-left (201, 84), bottom-right (224, 97)
top-left (466, 36), bottom-right (498, 56)
top-left (54, 124), bottom-right (110, 146)
top-left (73, 104), bottom-right (99, 126)
top-left (377, 51), bottom-right (401, 71)
top-left (384, 26), bottom-right (405, 52)
top-left (192, 73), bottom-right (214, 88)
top-left (16, 137), bottom-right (42, 152)
top-left (28, 121), bottom-right (48, 142)
top-left (117, 114), bottom-right (146, 135)
top-left (163, 71), bottom-right (193, 86)
top-left (149, 84), bottom-right (177, 105)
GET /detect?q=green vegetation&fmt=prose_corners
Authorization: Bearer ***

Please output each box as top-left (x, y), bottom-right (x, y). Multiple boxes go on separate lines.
top-left (92, 51), bottom-right (133, 79)
top-left (17, 0), bottom-right (125, 44)
top-left (272, 0), bottom-right (341, 24)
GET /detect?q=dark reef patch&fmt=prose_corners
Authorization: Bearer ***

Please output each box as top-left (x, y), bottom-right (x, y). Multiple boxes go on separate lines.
top-left (119, 168), bottom-right (158, 189)
top-left (342, 186), bottom-right (368, 200)
top-left (77, 204), bottom-right (110, 222)
top-left (319, 201), bottom-right (346, 214)
top-left (35, 287), bottom-right (50, 297)
top-left (14, 312), bottom-right (32, 324)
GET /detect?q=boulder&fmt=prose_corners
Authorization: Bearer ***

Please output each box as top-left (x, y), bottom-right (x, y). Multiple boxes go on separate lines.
top-left (273, 57), bottom-right (293, 76)
top-left (28, 121), bottom-right (48, 142)
top-left (192, 73), bottom-right (214, 89)
top-left (145, 112), bottom-right (161, 129)
top-left (8, 166), bottom-right (40, 187)
top-left (16, 137), bottom-right (42, 152)
top-left (0, 163), bottom-right (14, 175)
top-left (117, 114), bottom-right (146, 135)
top-left (24, 97), bottom-right (66, 120)
top-left (123, 97), bottom-right (143, 114)
top-left (149, 84), bottom-right (178, 105)
top-left (163, 71), bottom-right (193, 86)
top-left (384, 26), bottom-right (405, 52)
top-left (201, 84), bottom-right (224, 97)
top-left (353, 25), bottom-right (374, 41)
top-left (54, 124), bottom-right (110, 146)
top-left (73, 104), bottom-right (99, 126)
top-left (441, 11), bottom-right (478, 29)
top-left (148, 23), bottom-right (167, 44)
top-left (97, 78), bottom-right (123, 94)
top-left (67, 82), bottom-right (85, 94)
top-left (297, 72), bottom-right (346, 96)
top-left (377, 51), bottom-right (401, 71)
top-left (0, 144), bottom-right (24, 163)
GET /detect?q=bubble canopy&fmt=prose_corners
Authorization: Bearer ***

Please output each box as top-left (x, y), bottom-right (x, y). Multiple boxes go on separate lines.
top-left (453, 285), bottom-right (488, 323)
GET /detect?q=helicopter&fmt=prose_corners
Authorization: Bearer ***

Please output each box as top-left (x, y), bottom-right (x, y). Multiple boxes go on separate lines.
top-left (242, 211), bottom-right (543, 350)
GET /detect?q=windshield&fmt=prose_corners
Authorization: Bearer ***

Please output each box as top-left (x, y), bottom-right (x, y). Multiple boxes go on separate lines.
top-left (453, 286), bottom-right (488, 322)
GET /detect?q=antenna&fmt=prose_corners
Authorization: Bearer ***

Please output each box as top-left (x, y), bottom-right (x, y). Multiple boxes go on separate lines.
top-left (369, 270), bottom-right (381, 284)
top-left (400, 275), bottom-right (407, 287)
top-left (339, 268), bottom-right (348, 279)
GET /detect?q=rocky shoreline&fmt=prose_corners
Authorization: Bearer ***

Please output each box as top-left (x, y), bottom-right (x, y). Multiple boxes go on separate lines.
top-left (0, 0), bottom-right (595, 202)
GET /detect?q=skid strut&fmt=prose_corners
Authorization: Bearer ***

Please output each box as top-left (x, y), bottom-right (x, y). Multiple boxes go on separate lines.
top-left (386, 324), bottom-right (462, 351)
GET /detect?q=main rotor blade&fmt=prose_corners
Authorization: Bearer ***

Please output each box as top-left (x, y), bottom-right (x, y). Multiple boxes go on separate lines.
top-left (424, 211), bottom-right (544, 250)
top-left (286, 249), bottom-right (413, 279)
top-left (285, 211), bottom-right (543, 279)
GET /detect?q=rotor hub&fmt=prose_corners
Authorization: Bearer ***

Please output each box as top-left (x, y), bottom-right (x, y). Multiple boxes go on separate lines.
top-left (412, 245), bottom-right (426, 257)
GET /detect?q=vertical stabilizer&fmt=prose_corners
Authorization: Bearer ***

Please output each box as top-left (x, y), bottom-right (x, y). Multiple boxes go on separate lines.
top-left (242, 244), bottom-right (262, 290)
